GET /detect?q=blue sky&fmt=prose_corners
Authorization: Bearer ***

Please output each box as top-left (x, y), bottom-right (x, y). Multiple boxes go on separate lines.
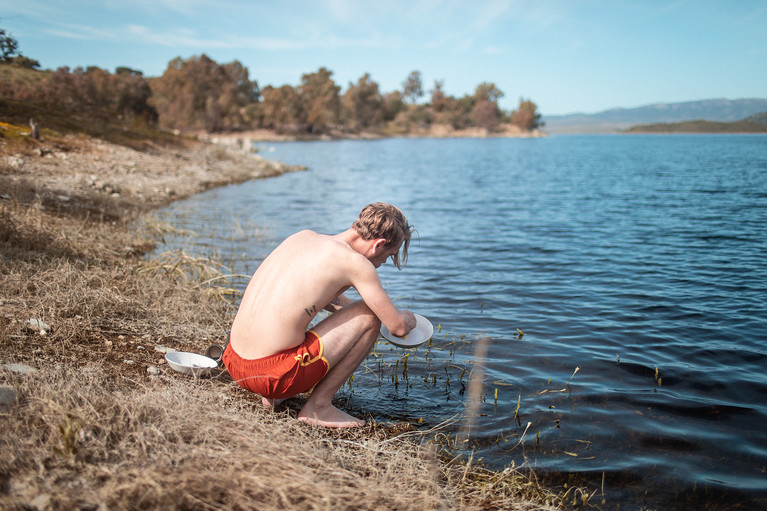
top-left (2, 0), bottom-right (765, 116)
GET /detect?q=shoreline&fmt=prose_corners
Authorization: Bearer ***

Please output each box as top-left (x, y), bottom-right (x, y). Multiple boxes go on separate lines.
top-left (0, 134), bottom-right (567, 510)
top-left (1, 134), bottom-right (306, 216)
top-left (201, 123), bottom-right (546, 148)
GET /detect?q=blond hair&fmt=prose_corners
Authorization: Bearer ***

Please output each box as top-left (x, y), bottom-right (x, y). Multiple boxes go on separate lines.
top-left (351, 202), bottom-right (413, 269)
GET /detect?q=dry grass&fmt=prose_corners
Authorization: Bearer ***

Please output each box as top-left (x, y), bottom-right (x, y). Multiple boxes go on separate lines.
top-left (1, 366), bottom-right (454, 511)
top-left (0, 364), bottom-right (563, 511)
top-left (0, 139), bottom-right (571, 510)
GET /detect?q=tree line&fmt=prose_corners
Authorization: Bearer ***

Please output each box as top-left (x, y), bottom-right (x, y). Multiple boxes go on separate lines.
top-left (1, 29), bottom-right (542, 135)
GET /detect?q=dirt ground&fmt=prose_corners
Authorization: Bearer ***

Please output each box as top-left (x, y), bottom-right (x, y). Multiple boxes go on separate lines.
top-left (1, 133), bottom-right (305, 378)
top-left (1, 133), bottom-right (303, 215)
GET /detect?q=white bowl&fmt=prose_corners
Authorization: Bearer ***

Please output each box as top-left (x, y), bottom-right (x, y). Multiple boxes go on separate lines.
top-left (165, 351), bottom-right (218, 377)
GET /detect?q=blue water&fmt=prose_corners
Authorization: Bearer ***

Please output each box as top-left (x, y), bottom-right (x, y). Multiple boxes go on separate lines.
top-left (154, 135), bottom-right (767, 509)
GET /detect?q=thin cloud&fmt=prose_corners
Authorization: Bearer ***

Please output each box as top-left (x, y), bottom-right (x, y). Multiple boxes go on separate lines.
top-left (100, 0), bottom-right (215, 16)
top-left (126, 24), bottom-right (403, 52)
top-left (125, 25), bottom-right (234, 49)
top-left (43, 23), bottom-right (119, 42)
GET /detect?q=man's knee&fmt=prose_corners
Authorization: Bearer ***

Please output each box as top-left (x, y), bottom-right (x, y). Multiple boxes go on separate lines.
top-left (352, 301), bottom-right (381, 330)
top-left (355, 307), bottom-right (381, 347)
top-left (365, 311), bottom-right (382, 330)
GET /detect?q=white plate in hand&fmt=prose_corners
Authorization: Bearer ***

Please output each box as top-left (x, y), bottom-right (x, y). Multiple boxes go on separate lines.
top-left (380, 314), bottom-right (434, 348)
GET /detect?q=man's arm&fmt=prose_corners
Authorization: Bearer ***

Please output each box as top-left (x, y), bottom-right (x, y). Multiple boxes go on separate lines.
top-left (349, 259), bottom-right (416, 337)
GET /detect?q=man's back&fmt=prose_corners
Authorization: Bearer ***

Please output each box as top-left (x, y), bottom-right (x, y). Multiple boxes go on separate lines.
top-left (230, 230), bottom-right (357, 359)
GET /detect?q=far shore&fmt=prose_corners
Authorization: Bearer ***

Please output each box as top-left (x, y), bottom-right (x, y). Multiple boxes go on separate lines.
top-left (201, 123), bottom-right (546, 148)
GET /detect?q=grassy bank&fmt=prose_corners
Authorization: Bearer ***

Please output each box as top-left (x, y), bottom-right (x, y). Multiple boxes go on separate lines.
top-left (0, 124), bottom-right (576, 510)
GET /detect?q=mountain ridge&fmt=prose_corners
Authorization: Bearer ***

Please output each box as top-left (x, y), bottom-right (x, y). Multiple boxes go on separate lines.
top-left (542, 98), bottom-right (767, 133)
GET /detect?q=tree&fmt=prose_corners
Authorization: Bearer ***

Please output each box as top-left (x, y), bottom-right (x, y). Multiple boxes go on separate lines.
top-left (510, 98), bottom-right (542, 131)
top-left (382, 91), bottom-right (405, 122)
top-left (342, 73), bottom-right (384, 130)
top-left (0, 28), bottom-right (19, 63)
top-left (442, 95), bottom-right (474, 130)
top-left (150, 54), bottom-right (259, 131)
top-left (258, 84), bottom-right (301, 131)
top-left (474, 82), bottom-right (504, 104)
top-left (402, 70), bottom-right (423, 105)
top-left (28, 65), bottom-right (156, 125)
top-left (472, 82), bottom-right (504, 131)
top-left (114, 71), bottom-right (158, 124)
top-left (116, 67), bottom-right (143, 76)
top-left (298, 67), bottom-right (341, 133)
top-left (430, 79), bottom-right (448, 112)
top-left (473, 101), bottom-right (500, 131)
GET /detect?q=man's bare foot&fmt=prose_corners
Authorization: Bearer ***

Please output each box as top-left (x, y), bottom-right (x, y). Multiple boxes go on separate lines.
top-left (261, 396), bottom-right (287, 407)
top-left (297, 403), bottom-right (365, 428)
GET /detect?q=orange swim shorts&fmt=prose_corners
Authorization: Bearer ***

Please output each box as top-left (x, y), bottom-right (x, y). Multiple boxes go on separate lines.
top-left (223, 330), bottom-right (329, 399)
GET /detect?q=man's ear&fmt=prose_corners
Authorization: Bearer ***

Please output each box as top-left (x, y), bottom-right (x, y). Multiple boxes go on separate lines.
top-left (372, 238), bottom-right (388, 251)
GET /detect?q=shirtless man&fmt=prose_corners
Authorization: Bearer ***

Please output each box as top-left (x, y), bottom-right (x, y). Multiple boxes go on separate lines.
top-left (224, 203), bottom-right (416, 428)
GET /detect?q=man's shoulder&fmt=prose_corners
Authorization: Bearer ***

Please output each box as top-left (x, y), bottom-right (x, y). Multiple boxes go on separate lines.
top-left (288, 229), bottom-right (319, 241)
top-left (286, 230), bottom-right (351, 257)
top-left (285, 230), bottom-right (373, 272)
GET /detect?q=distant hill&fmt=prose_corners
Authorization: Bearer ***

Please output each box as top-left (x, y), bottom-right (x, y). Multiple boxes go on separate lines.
top-left (542, 98), bottom-right (767, 133)
top-left (744, 112), bottom-right (767, 124)
top-left (623, 118), bottom-right (767, 134)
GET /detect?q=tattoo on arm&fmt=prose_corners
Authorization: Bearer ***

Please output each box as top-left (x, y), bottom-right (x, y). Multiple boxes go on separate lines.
top-left (304, 305), bottom-right (317, 317)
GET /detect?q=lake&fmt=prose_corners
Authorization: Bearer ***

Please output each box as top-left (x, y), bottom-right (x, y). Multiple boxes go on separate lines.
top-left (153, 135), bottom-right (767, 509)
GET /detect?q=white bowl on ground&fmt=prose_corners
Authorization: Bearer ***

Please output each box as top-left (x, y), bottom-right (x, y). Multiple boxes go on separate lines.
top-left (165, 351), bottom-right (218, 377)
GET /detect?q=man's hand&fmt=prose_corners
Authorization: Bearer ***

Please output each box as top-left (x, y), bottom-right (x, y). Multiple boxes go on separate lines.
top-left (389, 309), bottom-right (417, 337)
top-left (403, 310), bottom-right (417, 331)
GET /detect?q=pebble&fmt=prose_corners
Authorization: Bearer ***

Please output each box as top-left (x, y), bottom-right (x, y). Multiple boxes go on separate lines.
top-left (6, 156), bottom-right (24, 169)
top-left (30, 494), bottom-right (50, 510)
top-left (0, 385), bottom-right (19, 409)
top-left (25, 318), bottom-right (51, 334)
top-left (2, 363), bottom-right (37, 375)
top-left (146, 365), bottom-right (160, 376)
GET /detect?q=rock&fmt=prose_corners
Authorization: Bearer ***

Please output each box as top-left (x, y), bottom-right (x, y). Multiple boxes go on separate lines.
top-left (154, 345), bottom-right (175, 354)
top-left (2, 363), bottom-right (37, 375)
top-left (26, 318), bottom-right (51, 334)
top-left (146, 365), bottom-right (160, 376)
top-left (0, 385), bottom-right (19, 409)
top-left (30, 494), bottom-right (50, 510)
top-left (7, 156), bottom-right (24, 169)
top-left (78, 428), bottom-right (95, 443)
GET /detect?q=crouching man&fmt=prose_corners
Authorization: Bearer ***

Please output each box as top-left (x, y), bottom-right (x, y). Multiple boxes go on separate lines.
top-left (224, 202), bottom-right (416, 428)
